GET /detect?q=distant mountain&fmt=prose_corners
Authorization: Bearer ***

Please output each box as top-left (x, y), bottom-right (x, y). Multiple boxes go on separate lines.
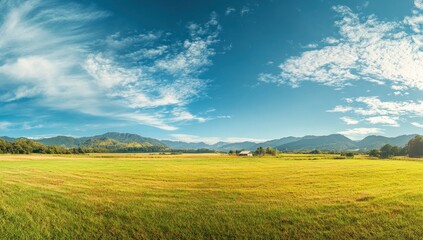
top-left (217, 142), bottom-right (257, 151)
top-left (161, 140), bottom-right (257, 151)
top-left (0, 136), bottom-right (16, 142)
top-left (253, 137), bottom-right (301, 149)
top-left (79, 137), bottom-right (163, 151)
top-left (1, 132), bottom-right (420, 152)
top-left (276, 134), bottom-right (357, 151)
top-left (92, 132), bottom-right (167, 147)
top-left (162, 140), bottom-right (262, 151)
top-left (161, 141), bottom-right (213, 150)
top-left (357, 135), bottom-right (416, 150)
top-left (164, 134), bottom-right (419, 152)
top-left (37, 132), bottom-right (168, 150)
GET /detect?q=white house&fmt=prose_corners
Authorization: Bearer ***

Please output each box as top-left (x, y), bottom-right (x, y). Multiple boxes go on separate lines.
top-left (239, 150), bottom-right (253, 156)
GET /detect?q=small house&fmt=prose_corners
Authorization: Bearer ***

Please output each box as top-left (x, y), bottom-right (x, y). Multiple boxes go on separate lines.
top-left (239, 150), bottom-right (253, 156)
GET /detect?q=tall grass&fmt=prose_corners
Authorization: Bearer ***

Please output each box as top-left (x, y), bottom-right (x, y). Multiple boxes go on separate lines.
top-left (0, 154), bottom-right (422, 239)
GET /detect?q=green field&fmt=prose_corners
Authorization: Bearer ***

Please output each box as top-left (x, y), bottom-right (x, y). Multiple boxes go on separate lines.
top-left (0, 154), bottom-right (422, 239)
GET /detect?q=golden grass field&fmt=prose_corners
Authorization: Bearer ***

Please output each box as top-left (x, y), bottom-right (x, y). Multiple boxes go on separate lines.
top-left (0, 153), bottom-right (422, 239)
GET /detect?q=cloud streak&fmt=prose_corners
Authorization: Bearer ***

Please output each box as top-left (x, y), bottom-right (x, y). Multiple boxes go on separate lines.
top-left (0, 0), bottom-right (222, 131)
top-left (169, 134), bottom-right (268, 145)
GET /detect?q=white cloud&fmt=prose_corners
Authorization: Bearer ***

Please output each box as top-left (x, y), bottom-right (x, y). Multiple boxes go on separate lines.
top-left (117, 112), bottom-right (177, 131)
top-left (0, 122), bottom-right (12, 130)
top-left (104, 32), bottom-right (161, 49)
top-left (84, 53), bottom-right (140, 89)
top-left (0, 1), bottom-right (222, 131)
top-left (353, 97), bottom-right (423, 117)
top-left (0, 121), bottom-right (44, 131)
top-left (328, 97), bottom-right (423, 128)
top-left (225, 7), bottom-right (236, 16)
top-left (21, 122), bottom-right (43, 130)
top-left (411, 122), bottom-right (423, 128)
top-left (366, 116), bottom-right (399, 127)
top-left (240, 6), bottom-right (250, 16)
top-left (323, 37), bottom-right (339, 44)
top-left (327, 105), bottom-right (353, 113)
top-left (392, 85), bottom-right (408, 91)
top-left (171, 108), bottom-right (206, 123)
top-left (338, 128), bottom-right (382, 139)
top-left (340, 116), bottom-right (359, 125)
top-left (169, 134), bottom-right (268, 145)
top-left (258, 3), bottom-right (423, 130)
top-left (304, 43), bottom-right (318, 49)
top-left (260, 4), bottom-right (423, 91)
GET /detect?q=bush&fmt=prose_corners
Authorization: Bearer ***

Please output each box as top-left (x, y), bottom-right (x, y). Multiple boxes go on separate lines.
top-left (265, 147), bottom-right (279, 156)
top-left (340, 152), bottom-right (354, 158)
top-left (368, 149), bottom-right (381, 158)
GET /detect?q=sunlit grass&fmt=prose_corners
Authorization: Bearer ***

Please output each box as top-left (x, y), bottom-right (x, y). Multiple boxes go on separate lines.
top-left (0, 154), bottom-right (422, 239)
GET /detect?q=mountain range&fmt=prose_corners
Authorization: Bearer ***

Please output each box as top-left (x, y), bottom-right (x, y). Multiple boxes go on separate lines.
top-left (164, 134), bottom-right (417, 152)
top-left (0, 132), bottom-right (418, 152)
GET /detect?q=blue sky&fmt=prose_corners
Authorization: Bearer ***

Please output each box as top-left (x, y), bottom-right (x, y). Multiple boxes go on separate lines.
top-left (0, 0), bottom-right (423, 143)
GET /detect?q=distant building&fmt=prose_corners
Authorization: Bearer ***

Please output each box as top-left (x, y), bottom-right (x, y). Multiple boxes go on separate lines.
top-left (239, 150), bottom-right (253, 156)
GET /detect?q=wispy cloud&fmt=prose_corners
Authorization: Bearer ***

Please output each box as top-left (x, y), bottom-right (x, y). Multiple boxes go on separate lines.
top-left (366, 116), bottom-right (399, 127)
top-left (335, 97), bottom-right (423, 117)
top-left (240, 6), bottom-right (250, 16)
top-left (169, 134), bottom-right (268, 145)
top-left (0, 121), bottom-right (43, 131)
top-left (260, 2), bottom-right (423, 91)
top-left (0, 122), bottom-right (12, 130)
top-left (411, 122), bottom-right (423, 128)
top-left (225, 7), bottom-right (236, 16)
top-left (328, 97), bottom-right (423, 128)
top-left (327, 106), bottom-right (353, 113)
top-left (340, 116), bottom-right (359, 125)
top-left (0, 1), bottom-right (222, 131)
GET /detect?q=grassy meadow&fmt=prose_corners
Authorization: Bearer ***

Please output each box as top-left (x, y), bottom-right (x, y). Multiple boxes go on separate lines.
top-left (0, 153), bottom-right (422, 239)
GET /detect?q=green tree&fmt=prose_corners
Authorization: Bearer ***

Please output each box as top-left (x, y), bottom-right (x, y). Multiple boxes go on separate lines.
top-left (380, 144), bottom-right (394, 158)
top-left (265, 147), bottom-right (279, 156)
top-left (309, 150), bottom-right (322, 154)
top-left (341, 152), bottom-right (354, 158)
top-left (368, 149), bottom-right (381, 158)
top-left (407, 135), bottom-right (423, 158)
top-left (255, 147), bottom-right (265, 156)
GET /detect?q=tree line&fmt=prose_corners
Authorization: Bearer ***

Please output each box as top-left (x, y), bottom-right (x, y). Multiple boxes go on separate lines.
top-left (0, 138), bottom-right (168, 154)
top-left (0, 138), bottom-right (77, 154)
top-left (368, 135), bottom-right (423, 158)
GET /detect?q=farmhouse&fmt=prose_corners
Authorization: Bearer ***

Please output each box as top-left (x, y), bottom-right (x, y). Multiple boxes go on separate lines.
top-left (239, 150), bottom-right (253, 156)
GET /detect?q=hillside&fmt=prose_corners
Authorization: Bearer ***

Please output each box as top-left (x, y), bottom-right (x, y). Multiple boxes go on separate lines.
top-left (36, 132), bottom-right (168, 152)
top-left (38, 136), bottom-right (82, 148)
top-left (161, 141), bottom-right (213, 150)
top-left (37, 132), bottom-right (167, 148)
top-left (0, 136), bottom-right (16, 142)
top-left (253, 137), bottom-right (301, 149)
top-left (93, 132), bottom-right (167, 147)
top-left (357, 135), bottom-right (416, 150)
top-left (276, 134), bottom-right (357, 151)
top-left (217, 142), bottom-right (257, 152)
